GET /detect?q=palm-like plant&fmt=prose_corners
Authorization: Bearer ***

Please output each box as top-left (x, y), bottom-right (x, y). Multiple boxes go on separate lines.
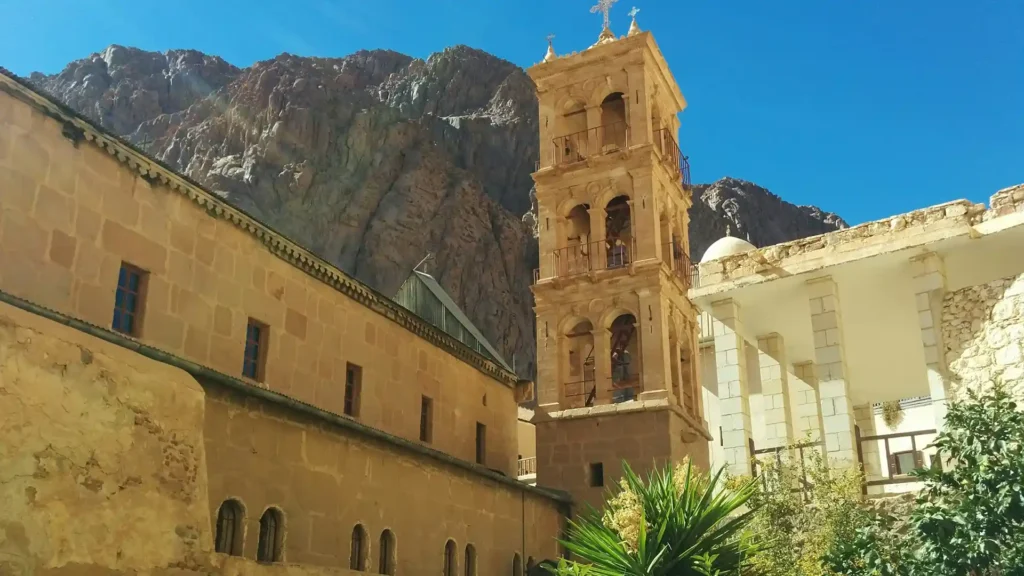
top-left (551, 460), bottom-right (760, 576)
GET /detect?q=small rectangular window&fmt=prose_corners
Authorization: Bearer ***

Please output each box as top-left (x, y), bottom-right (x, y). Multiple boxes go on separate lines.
top-left (475, 423), bottom-right (486, 465)
top-left (420, 396), bottom-right (433, 443)
top-left (589, 462), bottom-right (604, 487)
top-left (242, 319), bottom-right (268, 381)
top-left (112, 263), bottom-right (147, 336)
top-left (345, 364), bottom-right (362, 417)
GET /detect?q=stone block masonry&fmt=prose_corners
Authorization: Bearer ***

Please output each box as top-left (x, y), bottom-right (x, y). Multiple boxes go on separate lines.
top-left (942, 272), bottom-right (1024, 400)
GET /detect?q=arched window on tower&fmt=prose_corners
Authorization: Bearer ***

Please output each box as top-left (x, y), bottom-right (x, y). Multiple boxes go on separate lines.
top-left (610, 313), bottom-right (640, 402)
top-left (604, 196), bottom-right (632, 269)
top-left (564, 319), bottom-right (596, 408)
top-left (350, 524), bottom-right (368, 571)
top-left (256, 507), bottom-right (283, 563)
top-left (600, 92), bottom-right (627, 149)
top-left (214, 499), bottom-right (244, 556)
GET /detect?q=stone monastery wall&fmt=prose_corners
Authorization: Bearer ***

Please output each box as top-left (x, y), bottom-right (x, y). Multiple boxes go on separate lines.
top-left (0, 75), bottom-right (566, 574)
top-left (942, 272), bottom-right (1024, 400)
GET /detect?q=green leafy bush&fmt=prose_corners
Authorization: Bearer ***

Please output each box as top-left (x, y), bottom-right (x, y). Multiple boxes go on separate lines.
top-left (550, 459), bottom-right (760, 576)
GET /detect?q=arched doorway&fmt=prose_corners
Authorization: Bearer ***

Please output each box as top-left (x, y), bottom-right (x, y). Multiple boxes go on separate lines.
top-left (560, 204), bottom-right (592, 276)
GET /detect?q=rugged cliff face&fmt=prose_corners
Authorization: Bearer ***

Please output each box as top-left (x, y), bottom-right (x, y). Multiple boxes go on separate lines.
top-left (30, 45), bottom-right (846, 378)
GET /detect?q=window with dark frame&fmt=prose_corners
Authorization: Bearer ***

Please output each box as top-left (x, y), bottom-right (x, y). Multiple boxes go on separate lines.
top-left (350, 525), bottom-right (367, 570)
top-left (420, 396), bottom-right (433, 443)
top-left (214, 500), bottom-right (244, 556)
top-left (112, 263), bottom-right (147, 336)
top-left (345, 363), bottom-right (362, 417)
top-left (256, 508), bottom-right (283, 563)
top-left (475, 423), bottom-right (486, 465)
top-left (444, 540), bottom-right (457, 576)
top-left (378, 529), bottom-right (395, 575)
top-left (892, 450), bottom-right (919, 475)
top-left (243, 319), bottom-right (267, 381)
top-left (589, 462), bottom-right (605, 487)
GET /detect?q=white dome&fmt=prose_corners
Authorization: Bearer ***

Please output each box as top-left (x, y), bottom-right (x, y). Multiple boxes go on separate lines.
top-left (700, 235), bottom-right (756, 263)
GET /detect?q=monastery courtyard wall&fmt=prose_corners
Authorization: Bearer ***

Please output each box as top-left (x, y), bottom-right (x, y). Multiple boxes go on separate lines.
top-left (0, 73), bottom-right (566, 573)
top-left (942, 272), bottom-right (1024, 400)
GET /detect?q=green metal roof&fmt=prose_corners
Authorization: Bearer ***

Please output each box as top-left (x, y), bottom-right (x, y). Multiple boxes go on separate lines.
top-left (394, 271), bottom-right (513, 372)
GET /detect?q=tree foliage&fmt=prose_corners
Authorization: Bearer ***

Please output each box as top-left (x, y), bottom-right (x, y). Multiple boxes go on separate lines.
top-left (826, 384), bottom-right (1024, 576)
top-left (550, 459), bottom-right (760, 576)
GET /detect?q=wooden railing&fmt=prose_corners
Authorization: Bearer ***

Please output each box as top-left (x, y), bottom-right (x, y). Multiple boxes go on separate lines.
top-left (517, 457), bottom-right (537, 477)
top-left (563, 378), bottom-right (597, 408)
top-left (751, 439), bottom-right (825, 502)
top-left (551, 121), bottom-right (629, 166)
top-left (653, 128), bottom-right (692, 190)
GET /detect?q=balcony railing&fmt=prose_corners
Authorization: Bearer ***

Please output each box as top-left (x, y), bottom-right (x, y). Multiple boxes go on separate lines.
top-left (551, 121), bottom-right (629, 166)
top-left (517, 457), bottom-right (537, 477)
top-left (550, 238), bottom-right (632, 278)
top-left (564, 377), bottom-right (597, 408)
top-left (653, 128), bottom-right (692, 190)
top-left (857, 427), bottom-right (938, 493)
top-left (662, 241), bottom-right (694, 290)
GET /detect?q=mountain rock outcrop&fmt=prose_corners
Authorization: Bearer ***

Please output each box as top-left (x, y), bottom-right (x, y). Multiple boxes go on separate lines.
top-left (30, 45), bottom-right (846, 378)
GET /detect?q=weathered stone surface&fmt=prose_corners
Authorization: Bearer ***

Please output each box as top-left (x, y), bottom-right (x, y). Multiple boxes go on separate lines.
top-left (942, 273), bottom-right (1024, 400)
top-left (32, 47), bottom-right (846, 377)
top-left (0, 301), bottom-right (211, 575)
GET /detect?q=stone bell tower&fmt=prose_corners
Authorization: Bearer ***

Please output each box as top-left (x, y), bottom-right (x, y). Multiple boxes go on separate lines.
top-left (529, 10), bottom-right (711, 510)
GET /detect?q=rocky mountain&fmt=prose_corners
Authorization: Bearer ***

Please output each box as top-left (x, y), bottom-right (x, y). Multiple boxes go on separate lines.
top-left (29, 45), bottom-right (846, 378)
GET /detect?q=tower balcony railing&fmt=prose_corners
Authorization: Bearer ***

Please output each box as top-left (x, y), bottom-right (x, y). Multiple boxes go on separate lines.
top-left (662, 241), bottom-right (694, 291)
top-left (551, 121), bottom-right (629, 166)
top-left (563, 376), bottom-right (597, 409)
top-left (653, 128), bottom-right (692, 190)
top-left (517, 456), bottom-right (537, 478)
top-left (546, 238), bottom-right (633, 279)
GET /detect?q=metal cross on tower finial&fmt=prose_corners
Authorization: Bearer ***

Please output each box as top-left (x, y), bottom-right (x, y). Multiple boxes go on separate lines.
top-left (546, 33), bottom-right (555, 46)
top-left (591, 0), bottom-right (619, 30)
top-left (628, 6), bottom-right (639, 20)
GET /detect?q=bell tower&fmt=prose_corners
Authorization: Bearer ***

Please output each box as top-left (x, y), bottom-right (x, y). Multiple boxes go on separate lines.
top-left (529, 13), bottom-right (711, 510)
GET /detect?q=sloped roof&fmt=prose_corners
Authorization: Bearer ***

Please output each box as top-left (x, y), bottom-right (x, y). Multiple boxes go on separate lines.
top-left (395, 271), bottom-right (513, 372)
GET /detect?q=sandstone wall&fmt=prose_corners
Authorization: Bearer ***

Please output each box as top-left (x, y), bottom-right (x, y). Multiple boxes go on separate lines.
top-left (942, 273), bottom-right (1024, 399)
top-left (204, 386), bottom-right (564, 575)
top-left (0, 83), bottom-right (519, 476)
top-left (0, 300), bottom-right (212, 575)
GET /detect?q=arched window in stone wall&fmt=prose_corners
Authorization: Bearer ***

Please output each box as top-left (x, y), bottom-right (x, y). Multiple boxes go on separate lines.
top-left (256, 507), bottom-right (284, 563)
top-left (464, 543), bottom-right (477, 576)
top-left (214, 499), bottom-right (244, 556)
top-left (513, 552), bottom-right (524, 576)
top-left (600, 92), bottom-right (627, 149)
top-left (378, 529), bottom-right (396, 575)
top-left (604, 196), bottom-right (632, 269)
top-left (611, 313), bottom-right (640, 402)
top-left (350, 524), bottom-right (368, 571)
top-left (444, 539), bottom-right (458, 576)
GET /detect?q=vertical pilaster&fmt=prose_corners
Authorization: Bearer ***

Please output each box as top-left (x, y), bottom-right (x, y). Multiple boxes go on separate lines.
top-left (626, 64), bottom-right (650, 147)
top-left (637, 290), bottom-right (670, 398)
top-left (536, 310), bottom-right (560, 408)
top-left (593, 327), bottom-right (612, 404)
top-left (791, 362), bottom-right (823, 443)
top-left (537, 202), bottom-right (557, 279)
top-left (588, 206), bottom-right (607, 270)
top-left (629, 170), bottom-right (657, 262)
top-left (757, 334), bottom-right (794, 448)
top-left (910, 253), bottom-right (950, 431)
top-left (807, 277), bottom-right (858, 467)
top-left (712, 299), bottom-right (753, 477)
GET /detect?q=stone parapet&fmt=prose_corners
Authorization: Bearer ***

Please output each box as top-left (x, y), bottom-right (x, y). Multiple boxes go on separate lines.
top-left (986, 183), bottom-right (1024, 220)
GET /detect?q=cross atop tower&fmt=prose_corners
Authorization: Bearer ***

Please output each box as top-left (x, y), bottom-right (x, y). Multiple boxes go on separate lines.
top-left (628, 6), bottom-right (640, 20)
top-left (590, 0), bottom-right (619, 31)
top-left (546, 33), bottom-right (555, 46)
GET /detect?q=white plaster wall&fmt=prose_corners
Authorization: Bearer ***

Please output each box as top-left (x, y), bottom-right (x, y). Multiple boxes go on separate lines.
top-left (700, 345), bottom-right (724, 471)
top-left (942, 273), bottom-right (1024, 400)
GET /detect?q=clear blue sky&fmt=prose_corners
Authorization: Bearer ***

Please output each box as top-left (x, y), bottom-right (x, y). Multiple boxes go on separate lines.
top-left (1, 0), bottom-right (1021, 224)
